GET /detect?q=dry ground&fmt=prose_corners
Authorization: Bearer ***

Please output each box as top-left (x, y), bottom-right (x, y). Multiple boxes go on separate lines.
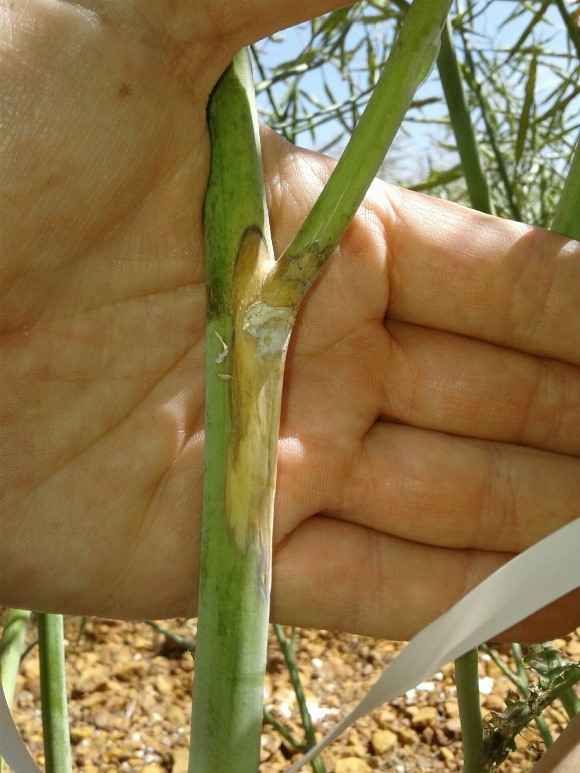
top-left (4, 616), bottom-right (579, 772)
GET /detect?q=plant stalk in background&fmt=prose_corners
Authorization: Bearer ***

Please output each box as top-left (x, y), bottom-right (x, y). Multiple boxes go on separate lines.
top-left (438, 15), bottom-right (579, 769)
top-left (436, 15), bottom-right (492, 769)
top-left (37, 614), bottom-right (71, 773)
top-left (455, 649), bottom-right (484, 773)
top-left (551, 138), bottom-right (580, 240)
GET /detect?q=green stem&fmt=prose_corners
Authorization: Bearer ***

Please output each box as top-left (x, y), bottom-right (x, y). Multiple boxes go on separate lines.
top-left (459, 33), bottom-right (523, 222)
top-left (547, 161), bottom-right (578, 746)
top-left (455, 649), bottom-right (484, 773)
top-left (437, 16), bottom-right (495, 214)
top-left (37, 614), bottom-right (72, 773)
top-left (480, 644), bottom-right (527, 694)
top-left (552, 0), bottom-right (580, 60)
top-left (263, 708), bottom-right (305, 752)
top-left (273, 625), bottom-right (326, 773)
top-left (0, 609), bottom-right (31, 709)
top-left (559, 687), bottom-right (580, 721)
top-left (511, 643), bottom-right (529, 689)
top-left (441, 17), bottom-right (494, 762)
top-left (189, 50), bottom-right (285, 773)
top-left (142, 621), bottom-right (195, 655)
top-left (262, 0), bottom-right (453, 309)
top-left (551, 137), bottom-right (580, 239)
top-left (511, 644), bottom-right (553, 748)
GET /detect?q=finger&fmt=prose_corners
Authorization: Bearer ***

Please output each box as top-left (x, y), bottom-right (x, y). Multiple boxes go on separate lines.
top-left (271, 516), bottom-right (580, 642)
top-left (339, 422), bottom-right (580, 552)
top-left (379, 186), bottom-right (580, 364)
top-left (380, 320), bottom-right (580, 455)
top-left (284, 312), bottom-right (579, 465)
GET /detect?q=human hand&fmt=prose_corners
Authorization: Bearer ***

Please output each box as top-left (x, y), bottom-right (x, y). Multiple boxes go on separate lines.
top-left (1, 0), bottom-right (578, 641)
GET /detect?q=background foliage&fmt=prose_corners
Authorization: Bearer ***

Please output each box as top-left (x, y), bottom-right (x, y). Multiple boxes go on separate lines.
top-left (252, 0), bottom-right (579, 226)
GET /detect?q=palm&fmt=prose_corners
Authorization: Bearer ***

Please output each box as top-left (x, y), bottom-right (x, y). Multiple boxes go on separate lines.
top-left (1, 1), bottom-right (236, 612)
top-left (0, 0), bottom-right (361, 619)
top-left (2, 1), bottom-right (579, 641)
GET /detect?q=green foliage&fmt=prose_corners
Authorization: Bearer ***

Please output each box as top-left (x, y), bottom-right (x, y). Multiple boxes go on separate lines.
top-left (480, 644), bottom-right (580, 770)
top-left (253, 0), bottom-right (579, 227)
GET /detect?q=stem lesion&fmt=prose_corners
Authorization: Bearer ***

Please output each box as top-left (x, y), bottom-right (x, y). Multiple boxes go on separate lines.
top-left (225, 227), bottom-right (291, 552)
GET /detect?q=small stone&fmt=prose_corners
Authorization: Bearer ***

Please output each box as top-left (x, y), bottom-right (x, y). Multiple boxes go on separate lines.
top-left (21, 659), bottom-right (40, 679)
top-left (23, 676), bottom-right (41, 701)
top-left (260, 731), bottom-right (281, 762)
top-left (154, 673), bottom-right (173, 695)
top-left (171, 748), bottom-right (189, 773)
top-left (486, 660), bottom-right (503, 678)
top-left (483, 693), bottom-right (505, 712)
top-left (441, 663), bottom-right (455, 679)
top-left (514, 733), bottom-right (532, 750)
top-left (371, 729), bottom-right (397, 755)
top-left (72, 664), bottom-right (109, 695)
top-left (440, 746), bottom-right (455, 762)
top-left (565, 638), bottom-right (580, 656)
top-left (444, 718), bottom-right (462, 738)
top-left (411, 706), bottom-right (438, 727)
top-left (345, 741), bottom-right (367, 759)
top-left (395, 726), bottom-right (419, 746)
top-left (376, 707), bottom-right (397, 727)
top-left (334, 757), bottom-right (372, 773)
top-left (70, 726), bottom-right (95, 743)
top-left (166, 704), bottom-right (187, 727)
top-left (113, 660), bottom-right (147, 681)
top-left (93, 708), bottom-right (122, 731)
top-left (132, 635), bottom-right (153, 649)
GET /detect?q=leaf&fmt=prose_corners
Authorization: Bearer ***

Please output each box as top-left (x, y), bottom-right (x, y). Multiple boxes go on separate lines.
top-left (515, 52), bottom-right (537, 164)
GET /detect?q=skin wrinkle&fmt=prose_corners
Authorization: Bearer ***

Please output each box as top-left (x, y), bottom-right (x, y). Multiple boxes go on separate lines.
top-left (24, 283), bottom-right (205, 332)
top-left (341, 435), bottom-right (378, 517)
top-left (485, 439), bottom-right (519, 553)
top-left (392, 326), bottom-right (426, 423)
top-left (1, 315), bottom-right (203, 500)
top-left (336, 421), bottom-right (579, 553)
top-left (380, 191), bottom-right (579, 362)
top-left (509, 227), bottom-right (561, 348)
top-left (376, 321), bottom-right (580, 455)
top-left (528, 357), bottom-right (576, 452)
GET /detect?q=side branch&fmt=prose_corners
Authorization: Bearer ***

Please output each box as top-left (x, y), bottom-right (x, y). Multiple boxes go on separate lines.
top-left (262, 0), bottom-right (453, 312)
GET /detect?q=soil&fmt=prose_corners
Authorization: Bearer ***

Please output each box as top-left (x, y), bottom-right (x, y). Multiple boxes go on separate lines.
top-left (4, 616), bottom-right (579, 772)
